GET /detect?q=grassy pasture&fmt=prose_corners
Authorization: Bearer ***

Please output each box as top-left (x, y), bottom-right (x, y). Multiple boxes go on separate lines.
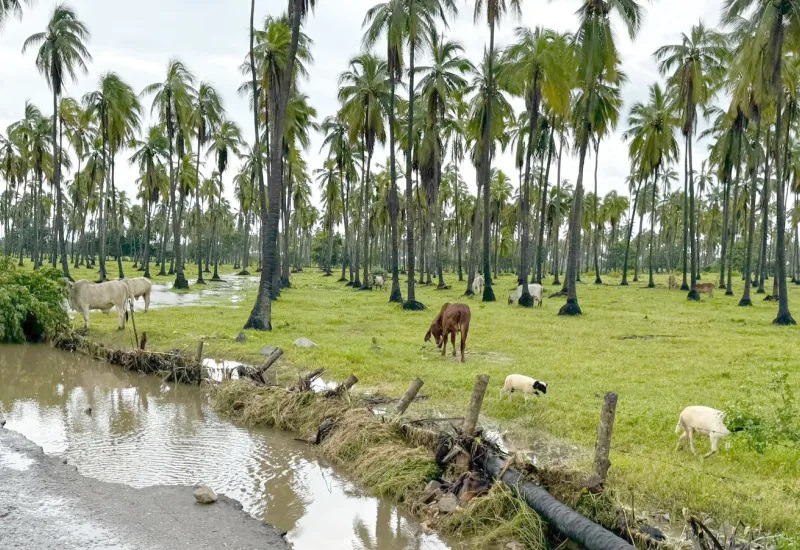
top-left (65, 262), bottom-right (800, 538)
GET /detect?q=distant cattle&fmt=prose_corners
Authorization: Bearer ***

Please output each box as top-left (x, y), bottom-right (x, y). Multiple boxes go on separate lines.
top-left (472, 274), bottom-right (484, 296)
top-left (372, 275), bottom-right (385, 291)
top-left (66, 280), bottom-right (128, 329)
top-left (668, 275), bottom-right (678, 290)
top-left (425, 303), bottom-right (471, 363)
top-left (695, 283), bottom-right (715, 298)
top-left (508, 284), bottom-right (543, 307)
top-left (121, 277), bottom-right (152, 312)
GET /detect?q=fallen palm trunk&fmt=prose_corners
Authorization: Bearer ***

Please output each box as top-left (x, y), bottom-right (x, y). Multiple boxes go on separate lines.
top-left (481, 454), bottom-right (635, 550)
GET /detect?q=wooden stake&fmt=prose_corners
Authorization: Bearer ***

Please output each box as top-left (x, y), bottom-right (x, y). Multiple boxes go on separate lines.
top-left (196, 340), bottom-right (204, 362)
top-left (397, 378), bottom-right (424, 416)
top-left (340, 373), bottom-right (358, 390)
top-left (591, 392), bottom-right (618, 488)
top-left (128, 301), bottom-right (139, 349)
top-left (463, 374), bottom-right (489, 438)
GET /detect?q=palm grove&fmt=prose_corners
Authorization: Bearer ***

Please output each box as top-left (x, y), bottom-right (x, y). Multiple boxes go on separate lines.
top-left (2, 0), bottom-right (800, 330)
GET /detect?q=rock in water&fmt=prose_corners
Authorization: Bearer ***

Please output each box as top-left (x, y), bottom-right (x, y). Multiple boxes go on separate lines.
top-left (437, 493), bottom-right (458, 514)
top-left (0, 419), bottom-right (6, 428)
top-left (84, 407), bottom-right (92, 415)
top-left (193, 485), bottom-right (218, 504)
top-left (293, 337), bottom-right (317, 349)
top-left (260, 346), bottom-right (279, 356)
top-left (235, 331), bottom-right (247, 343)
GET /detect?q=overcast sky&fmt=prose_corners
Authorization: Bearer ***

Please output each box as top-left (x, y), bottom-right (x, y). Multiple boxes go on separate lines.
top-left (0, 0), bottom-right (724, 213)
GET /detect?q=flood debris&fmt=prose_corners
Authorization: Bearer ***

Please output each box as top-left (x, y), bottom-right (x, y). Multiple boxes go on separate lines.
top-left (54, 331), bottom-right (203, 384)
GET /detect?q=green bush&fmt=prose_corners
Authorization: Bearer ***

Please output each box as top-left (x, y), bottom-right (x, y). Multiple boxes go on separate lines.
top-left (0, 256), bottom-right (68, 343)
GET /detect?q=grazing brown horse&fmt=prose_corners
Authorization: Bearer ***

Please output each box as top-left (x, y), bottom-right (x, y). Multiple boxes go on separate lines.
top-left (424, 303), bottom-right (471, 363)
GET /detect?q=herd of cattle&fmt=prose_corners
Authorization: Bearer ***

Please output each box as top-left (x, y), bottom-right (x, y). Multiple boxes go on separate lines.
top-left (62, 273), bottom-right (738, 457)
top-left (65, 277), bottom-right (152, 329)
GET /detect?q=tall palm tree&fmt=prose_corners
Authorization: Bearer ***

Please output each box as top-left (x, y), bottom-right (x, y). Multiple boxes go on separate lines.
top-left (473, 0), bottom-right (521, 302)
top-left (206, 119), bottom-right (242, 280)
top-left (23, 3), bottom-right (91, 280)
top-left (190, 82), bottom-right (224, 285)
top-left (338, 53), bottom-right (389, 289)
top-left (655, 22), bottom-right (727, 301)
top-left (129, 126), bottom-right (168, 279)
top-left (724, 0), bottom-right (797, 325)
top-left (504, 26), bottom-right (573, 304)
top-left (560, 0), bottom-right (642, 316)
top-left (417, 31), bottom-right (471, 290)
top-left (141, 60), bottom-right (196, 284)
top-left (0, 0), bottom-right (31, 30)
top-left (624, 83), bottom-right (679, 288)
top-left (245, 0), bottom-right (317, 331)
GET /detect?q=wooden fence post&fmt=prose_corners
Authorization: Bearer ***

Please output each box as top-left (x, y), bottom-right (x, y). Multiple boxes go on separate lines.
top-left (340, 374), bottom-right (359, 390)
top-left (586, 392), bottom-right (618, 492)
top-left (196, 341), bottom-right (204, 362)
top-left (463, 374), bottom-right (489, 438)
top-left (397, 378), bottom-right (424, 416)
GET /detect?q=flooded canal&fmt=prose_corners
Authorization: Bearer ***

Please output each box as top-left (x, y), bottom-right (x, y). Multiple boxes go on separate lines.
top-left (0, 344), bottom-right (455, 550)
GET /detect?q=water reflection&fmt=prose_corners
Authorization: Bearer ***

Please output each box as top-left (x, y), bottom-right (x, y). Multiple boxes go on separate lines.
top-left (0, 345), bottom-right (454, 550)
top-left (145, 275), bottom-right (258, 310)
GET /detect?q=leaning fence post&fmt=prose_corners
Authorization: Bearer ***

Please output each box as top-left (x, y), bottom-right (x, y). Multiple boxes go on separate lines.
top-left (397, 378), bottom-right (424, 416)
top-left (585, 391), bottom-right (618, 492)
top-left (463, 374), bottom-right (489, 438)
top-left (196, 340), bottom-right (204, 362)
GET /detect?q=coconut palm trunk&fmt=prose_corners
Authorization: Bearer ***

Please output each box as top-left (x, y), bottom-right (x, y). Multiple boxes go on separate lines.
top-left (621, 180), bottom-right (641, 286)
top-left (480, 21), bottom-right (496, 303)
top-left (687, 135), bottom-right (699, 300)
top-left (648, 166), bottom-right (659, 288)
top-left (739, 120), bottom-right (762, 306)
top-left (403, 39), bottom-right (423, 309)
top-left (559, 136), bottom-right (589, 315)
top-left (592, 139), bottom-right (602, 284)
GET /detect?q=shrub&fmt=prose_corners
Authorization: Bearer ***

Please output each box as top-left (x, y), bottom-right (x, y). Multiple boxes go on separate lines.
top-left (0, 256), bottom-right (68, 343)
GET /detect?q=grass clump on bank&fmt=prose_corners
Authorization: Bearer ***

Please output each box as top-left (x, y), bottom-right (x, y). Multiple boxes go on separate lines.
top-left (0, 255), bottom-right (67, 342)
top-left (439, 483), bottom-right (547, 549)
top-left (212, 380), bottom-right (439, 504)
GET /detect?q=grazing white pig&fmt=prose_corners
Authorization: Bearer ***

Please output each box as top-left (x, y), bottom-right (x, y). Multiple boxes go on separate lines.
top-left (508, 284), bottom-right (543, 307)
top-left (500, 374), bottom-right (548, 401)
top-left (121, 277), bottom-right (152, 312)
top-left (472, 274), bottom-right (485, 296)
top-left (675, 406), bottom-right (737, 458)
top-left (66, 280), bottom-right (129, 330)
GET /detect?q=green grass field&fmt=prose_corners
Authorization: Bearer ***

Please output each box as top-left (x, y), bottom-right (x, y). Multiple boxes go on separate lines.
top-left (65, 262), bottom-right (800, 538)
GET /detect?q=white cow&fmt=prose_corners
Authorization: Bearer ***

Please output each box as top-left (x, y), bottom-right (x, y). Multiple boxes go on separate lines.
top-left (472, 274), bottom-right (485, 296)
top-left (372, 275), bottom-right (385, 291)
top-left (121, 277), bottom-right (152, 312)
top-left (66, 280), bottom-right (129, 330)
top-left (508, 284), bottom-right (543, 307)
top-left (675, 406), bottom-right (735, 458)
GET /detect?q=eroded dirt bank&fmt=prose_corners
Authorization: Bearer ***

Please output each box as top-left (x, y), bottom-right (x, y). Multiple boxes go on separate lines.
top-left (0, 427), bottom-right (289, 550)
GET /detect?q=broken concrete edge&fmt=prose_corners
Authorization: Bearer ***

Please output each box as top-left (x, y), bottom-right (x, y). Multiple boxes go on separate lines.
top-left (0, 427), bottom-right (289, 547)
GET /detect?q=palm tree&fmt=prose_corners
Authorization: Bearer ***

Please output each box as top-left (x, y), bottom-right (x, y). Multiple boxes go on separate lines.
top-left (724, 0), bottom-right (797, 325)
top-left (23, 3), bottom-right (91, 280)
top-left (130, 126), bottom-right (168, 279)
top-left (655, 21), bottom-right (727, 301)
top-left (245, 0), bottom-right (317, 331)
top-left (206, 119), bottom-right (242, 280)
top-left (190, 83), bottom-right (223, 285)
top-left (338, 53), bottom-right (389, 289)
top-left (624, 83), bottom-right (679, 288)
top-left (0, 0), bottom-right (31, 30)
top-left (141, 60), bottom-right (196, 284)
top-left (621, 171), bottom-right (642, 284)
top-left (504, 26), bottom-right (573, 304)
top-left (316, 159), bottom-right (341, 275)
top-left (417, 31), bottom-right (471, 290)
top-left (560, 0), bottom-right (642, 316)
top-left (472, 0), bottom-right (521, 302)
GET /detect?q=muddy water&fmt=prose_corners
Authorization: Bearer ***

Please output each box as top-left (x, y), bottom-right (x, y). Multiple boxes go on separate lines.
top-left (0, 345), bottom-right (455, 550)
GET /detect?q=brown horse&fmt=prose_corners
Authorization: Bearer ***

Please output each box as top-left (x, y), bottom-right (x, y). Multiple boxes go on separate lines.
top-left (424, 303), bottom-right (471, 363)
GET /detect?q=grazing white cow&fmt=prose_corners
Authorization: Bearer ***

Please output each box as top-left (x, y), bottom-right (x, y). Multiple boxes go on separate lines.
top-left (472, 274), bottom-right (485, 296)
top-left (121, 277), bottom-right (152, 312)
top-left (508, 284), bottom-right (544, 307)
top-left (66, 280), bottom-right (128, 330)
top-left (372, 275), bottom-right (385, 291)
top-left (675, 406), bottom-right (737, 458)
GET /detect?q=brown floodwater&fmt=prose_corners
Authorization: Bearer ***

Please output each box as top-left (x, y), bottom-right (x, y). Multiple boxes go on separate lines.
top-left (0, 344), bottom-right (456, 550)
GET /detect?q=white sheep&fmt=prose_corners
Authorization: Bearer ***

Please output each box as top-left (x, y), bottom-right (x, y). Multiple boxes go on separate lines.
top-left (500, 374), bottom-right (548, 401)
top-left (675, 405), bottom-right (734, 458)
top-left (508, 284), bottom-right (543, 307)
top-left (472, 274), bottom-right (485, 296)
